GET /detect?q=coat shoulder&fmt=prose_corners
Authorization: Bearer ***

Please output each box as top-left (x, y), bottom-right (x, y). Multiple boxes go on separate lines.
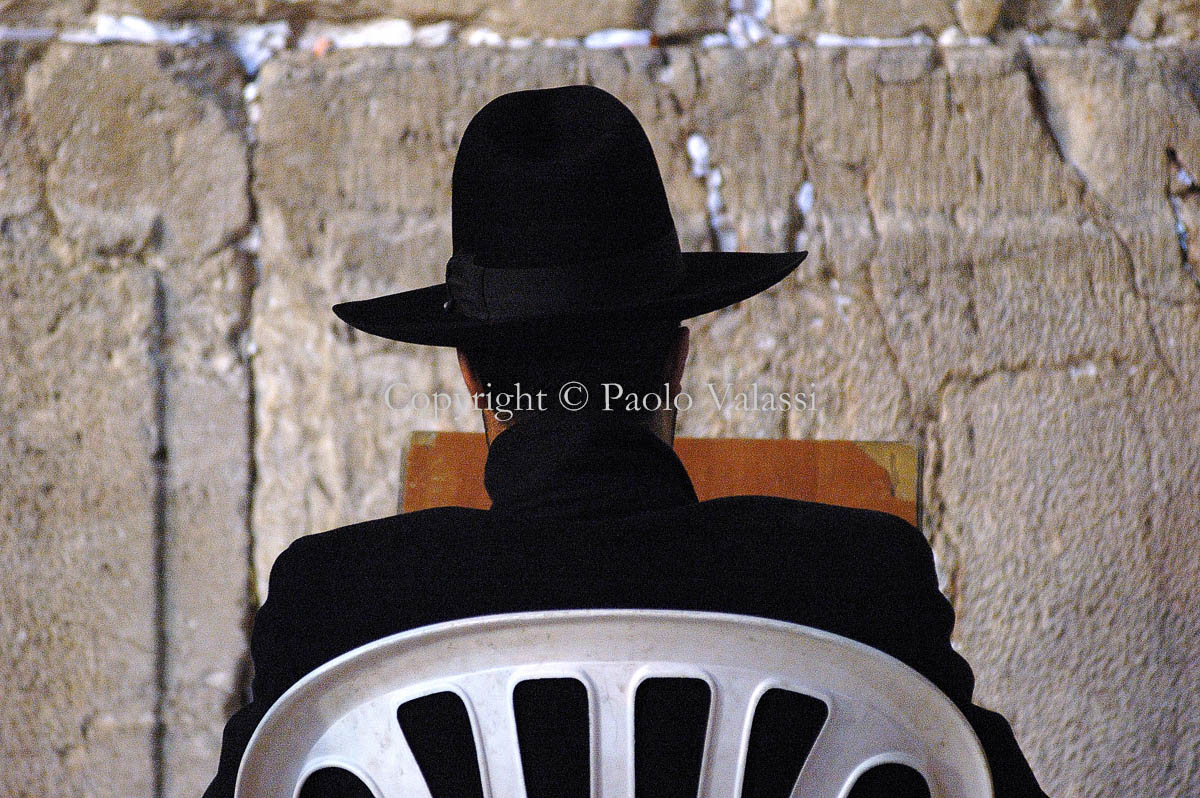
top-left (696, 494), bottom-right (923, 542)
top-left (272, 506), bottom-right (491, 574)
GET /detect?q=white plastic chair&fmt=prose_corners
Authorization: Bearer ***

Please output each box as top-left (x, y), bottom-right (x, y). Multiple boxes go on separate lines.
top-left (235, 609), bottom-right (992, 798)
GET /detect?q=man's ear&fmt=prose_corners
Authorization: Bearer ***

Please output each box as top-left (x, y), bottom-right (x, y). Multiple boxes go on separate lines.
top-left (457, 349), bottom-right (485, 403)
top-left (666, 326), bottom-right (689, 392)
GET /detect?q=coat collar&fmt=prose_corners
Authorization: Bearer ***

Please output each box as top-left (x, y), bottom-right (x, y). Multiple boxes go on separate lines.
top-left (482, 413), bottom-right (699, 518)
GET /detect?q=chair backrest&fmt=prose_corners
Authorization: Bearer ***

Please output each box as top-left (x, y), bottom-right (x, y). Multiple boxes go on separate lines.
top-left (235, 610), bottom-right (991, 798)
top-left (400, 433), bottom-right (919, 529)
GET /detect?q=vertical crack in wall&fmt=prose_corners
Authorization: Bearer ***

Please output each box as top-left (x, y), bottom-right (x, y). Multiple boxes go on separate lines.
top-left (1166, 146), bottom-right (1199, 291)
top-left (861, 65), bottom-right (919, 434)
top-left (1017, 43), bottom-right (1078, 175)
top-left (148, 268), bottom-right (169, 798)
top-left (229, 73), bottom-right (264, 714)
top-left (685, 132), bottom-right (738, 251)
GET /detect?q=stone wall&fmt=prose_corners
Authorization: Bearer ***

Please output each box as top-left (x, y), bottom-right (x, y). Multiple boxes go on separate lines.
top-left (1, 12), bottom-right (1198, 798)
top-left (4, 1), bottom-right (1200, 43)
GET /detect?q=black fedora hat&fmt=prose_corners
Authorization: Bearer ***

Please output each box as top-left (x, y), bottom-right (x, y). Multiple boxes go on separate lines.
top-left (331, 84), bottom-right (807, 349)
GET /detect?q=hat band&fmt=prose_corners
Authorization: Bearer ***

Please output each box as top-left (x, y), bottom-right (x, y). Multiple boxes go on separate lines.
top-left (444, 231), bottom-right (685, 323)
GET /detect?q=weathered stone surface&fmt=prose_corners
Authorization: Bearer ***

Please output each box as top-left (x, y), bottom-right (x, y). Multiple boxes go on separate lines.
top-left (770, 0), bottom-right (956, 37)
top-left (0, 0), bottom-right (92, 28)
top-left (871, 214), bottom-right (1157, 409)
top-left (158, 249), bottom-right (252, 798)
top-left (828, 0), bottom-right (956, 36)
top-left (0, 44), bottom-right (44, 221)
top-left (955, 0), bottom-right (1003, 35)
top-left (0, 262), bottom-right (161, 798)
top-left (0, 114), bottom-right (160, 798)
top-left (796, 44), bottom-right (1191, 413)
top-left (1, 43), bottom-right (155, 798)
top-left (1149, 301), bottom-right (1200, 391)
top-left (652, 0), bottom-right (726, 36)
top-left (23, 43), bottom-right (249, 264)
top-left (1028, 43), bottom-right (1200, 304)
top-left (1001, 0), bottom-right (1141, 38)
top-left (935, 364), bottom-right (1200, 796)
top-left (800, 45), bottom-right (1086, 222)
top-left (96, 0), bottom-right (722, 36)
top-left (769, 0), bottom-right (1200, 38)
top-left (1131, 0), bottom-right (1200, 39)
top-left (773, 247), bottom-right (917, 440)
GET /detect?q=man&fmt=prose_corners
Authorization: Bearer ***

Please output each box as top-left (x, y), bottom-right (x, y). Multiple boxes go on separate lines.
top-left (206, 84), bottom-right (1047, 797)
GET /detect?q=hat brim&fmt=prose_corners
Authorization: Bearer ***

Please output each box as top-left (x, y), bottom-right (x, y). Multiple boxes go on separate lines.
top-left (331, 250), bottom-right (807, 348)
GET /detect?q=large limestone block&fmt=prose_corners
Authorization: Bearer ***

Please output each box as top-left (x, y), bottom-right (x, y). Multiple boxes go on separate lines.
top-left (3, 42), bottom-right (252, 798)
top-left (798, 45), bottom-right (1088, 222)
top-left (20, 46), bottom-right (254, 790)
top-left (936, 365), bottom-right (1200, 797)
top-left (1, 43), bottom-right (157, 798)
top-left (869, 213), bottom-right (1158, 409)
top-left (1001, 0), bottom-right (1141, 38)
top-left (796, 43), bottom-right (1194, 418)
top-left (954, 0), bottom-right (1003, 36)
top-left (770, 0), bottom-right (956, 37)
top-left (826, 0), bottom-right (956, 36)
top-left (1027, 43), bottom-right (1200, 303)
top-left (158, 249), bottom-right (253, 798)
top-left (652, 0), bottom-right (727, 36)
top-left (0, 250), bottom-right (160, 797)
top-left (23, 43), bottom-right (250, 264)
top-left (97, 0), bottom-right (725, 37)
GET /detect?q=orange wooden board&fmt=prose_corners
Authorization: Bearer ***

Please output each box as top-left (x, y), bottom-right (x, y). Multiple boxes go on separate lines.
top-left (402, 431), bottom-right (918, 528)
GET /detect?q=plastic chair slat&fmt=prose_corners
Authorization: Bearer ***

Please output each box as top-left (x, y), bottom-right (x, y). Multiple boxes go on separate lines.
top-left (791, 694), bottom-right (928, 798)
top-left (696, 675), bottom-right (759, 798)
top-left (457, 670), bottom-right (529, 798)
top-left (588, 663), bottom-right (640, 798)
top-left (305, 699), bottom-right (435, 798)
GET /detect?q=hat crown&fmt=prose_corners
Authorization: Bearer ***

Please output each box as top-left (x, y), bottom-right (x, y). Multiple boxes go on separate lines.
top-left (329, 85), bottom-right (806, 348)
top-left (450, 85), bottom-right (679, 269)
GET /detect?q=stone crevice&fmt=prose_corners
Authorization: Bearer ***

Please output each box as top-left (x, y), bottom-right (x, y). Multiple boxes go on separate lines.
top-left (147, 267), bottom-right (169, 798)
top-left (3, 44), bottom-right (63, 245)
top-left (228, 67), bottom-right (265, 718)
top-left (1017, 44), bottom-right (1091, 196)
top-left (1166, 146), bottom-right (1200, 291)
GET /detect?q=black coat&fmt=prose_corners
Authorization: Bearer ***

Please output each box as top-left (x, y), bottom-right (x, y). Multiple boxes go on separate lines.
top-left (205, 412), bottom-right (1048, 798)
